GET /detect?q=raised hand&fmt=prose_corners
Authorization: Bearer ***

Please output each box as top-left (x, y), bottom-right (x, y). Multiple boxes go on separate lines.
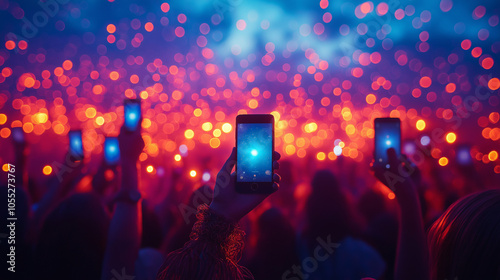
top-left (118, 125), bottom-right (145, 163)
top-left (209, 147), bottom-right (281, 222)
top-left (372, 148), bottom-right (430, 280)
top-left (372, 148), bottom-right (419, 198)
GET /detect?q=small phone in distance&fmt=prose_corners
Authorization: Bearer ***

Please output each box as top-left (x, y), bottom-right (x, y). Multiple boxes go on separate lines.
top-left (124, 98), bottom-right (141, 132)
top-left (104, 137), bottom-right (120, 165)
top-left (374, 118), bottom-right (401, 169)
top-left (68, 130), bottom-right (84, 161)
top-left (456, 144), bottom-right (472, 166)
top-left (235, 114), bottom-right (275, 194)
top-left (12, 127), bottom-right (25, 143)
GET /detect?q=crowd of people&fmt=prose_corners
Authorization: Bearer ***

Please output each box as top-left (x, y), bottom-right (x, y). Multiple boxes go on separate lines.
top-left (1, 121), bottom-right (500, 280)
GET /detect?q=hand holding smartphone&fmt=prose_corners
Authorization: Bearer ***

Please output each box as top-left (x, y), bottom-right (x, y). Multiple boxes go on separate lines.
top-left (68, 130), bottom-right (84, 160)
top-left (124, 98), bottom-right (141, 132)
top-left (104, 137), bottom-right (120, 165)
top-left (374, 118), bottom-right (401, 169)
top-left (235, 114), bottom-right (275, 194)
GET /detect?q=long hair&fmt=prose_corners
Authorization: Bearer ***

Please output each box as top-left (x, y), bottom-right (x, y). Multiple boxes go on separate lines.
top-left (428, 189), bottom-right (500, 280)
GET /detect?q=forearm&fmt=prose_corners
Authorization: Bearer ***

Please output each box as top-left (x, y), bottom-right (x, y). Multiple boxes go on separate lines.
top-left (29, 185), bottom-right (65, 243)
top-left (101, 161), bottom-right (142, 280)
top-left (394, 192), bottom-right (429, 280)
top-left (101, 202), bottom-right (142, 279)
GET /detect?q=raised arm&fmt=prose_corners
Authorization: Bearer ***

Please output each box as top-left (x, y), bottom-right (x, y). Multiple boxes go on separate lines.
top-left (374, 148), bottom-right (429, 280)
top-left (101, 126), bottom-right (144, 280)
top-left (29, 155), bottom-right (84, 243)
top-left (156, 148), bottom-right (281, 280)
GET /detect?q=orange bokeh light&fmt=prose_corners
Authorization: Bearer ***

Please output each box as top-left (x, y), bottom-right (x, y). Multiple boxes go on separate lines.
top-left (109, 71), bottom-right (119, 80)
top-left (209, 138), bottom-right (221, 148)
top-left (107, 24), bottom-right (116, 33)
top-left (489, 151), bottom-right (498, 161)
top-left (416, 120), bottom-right (426, 131)
top-left (481, 57), bottom-right (494, 69)
top-left (5, 40), bottom-right (15, 50)
top-left (62, 60), bottom-right (73, 70)
top-left (43, 165), bottom-right (53, 175)
top-left (488, 78), bottom-right (500, 90)
top-left (438, 157), bottom-right (449, 166)
top-left (0, 128), bottom-right (11, 138)
top-left (420, 76), bottom-right (432, 88)
top-left (445, 132), bottom-right (456, 143)
top-left (366, 94), bottom-right (376, 104)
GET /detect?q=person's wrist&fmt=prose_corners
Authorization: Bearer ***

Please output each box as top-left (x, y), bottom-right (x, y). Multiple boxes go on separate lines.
top-left (394, 181), bottom-right (419, 204)
top-left (114, 189), bottom-right (142, 204)
top-left (209, 202), bottom-right (240, 223)
top-left (121, 159), bottom-right (139, 189)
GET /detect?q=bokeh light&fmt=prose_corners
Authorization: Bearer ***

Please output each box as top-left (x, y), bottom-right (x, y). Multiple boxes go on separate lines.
top-left (42, 165), bottom-right (53, 175)
top-left (0, 0), bottom-right (498, 182)
top-left (416, 120), bottom-right (426, 131)
top-left (438, 157), bottom-right (449, 166)
top-left (446, 132), bottom-right (457, 144)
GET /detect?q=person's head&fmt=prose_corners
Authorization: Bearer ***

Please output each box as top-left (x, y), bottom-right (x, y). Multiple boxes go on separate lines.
top-left (36, 192), bottom-right (110, 280)
top-left (255, 207), bottom-right (295, 248)
top-left (428, 189), bottom-right (500, 280)
top-left (249, 208), bottom-right (298, 279)
top-left (305, 170), bottom-right (357, 244)
top-left (358, 189), bottom-right (386, 223)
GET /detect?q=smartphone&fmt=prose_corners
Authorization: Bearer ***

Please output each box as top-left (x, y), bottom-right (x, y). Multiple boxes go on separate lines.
top-left (235, 114), bottom-right (274, 194)
top-left (124, 98), bottom-right (141, 131)
top-left (456, 144), bottom-right (472, 166)
top-left (12, 127), bottom-right (25, 143)
top-left (68, 130), bottom-right (84, 160)
top-left (104, 137), bottom-right (120, 165)
top-left (374, 118), bottom-right (401, 168)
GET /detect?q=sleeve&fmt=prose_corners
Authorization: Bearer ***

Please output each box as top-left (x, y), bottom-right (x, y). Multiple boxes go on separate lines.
top-left (156, 204), bottom-right (254, 280)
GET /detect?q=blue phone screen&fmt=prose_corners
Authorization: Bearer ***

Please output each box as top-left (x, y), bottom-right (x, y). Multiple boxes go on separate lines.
top-left (375, 120), bottom-right (401, 167)
top-left (69, 131), bottom-right (83, 158)
top-left (237, 123), bottom-right (273, 182)
top-left (105, 138), bottom-right (120, 164)
top-left (124, 103), bottom-right (141, 131)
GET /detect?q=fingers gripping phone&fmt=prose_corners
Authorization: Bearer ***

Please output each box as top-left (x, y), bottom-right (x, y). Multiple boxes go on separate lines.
top-left (68, 130), bottom-right (84, 160)
top-left (124, 98), bottom-right (141, 131)
top-left (104, 137), bottom-right (120, 165)
top-left (374, 118), bottom-right (401, 169)
top-left (235, 114), bottom-right (274, 194)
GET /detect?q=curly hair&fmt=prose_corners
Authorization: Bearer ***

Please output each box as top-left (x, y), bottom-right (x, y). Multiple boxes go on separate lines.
top-left (156, 204), bottom-right (253, 280)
